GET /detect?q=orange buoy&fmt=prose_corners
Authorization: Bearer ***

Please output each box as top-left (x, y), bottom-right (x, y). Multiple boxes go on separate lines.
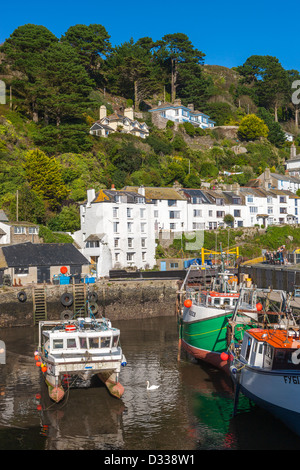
top-left (41, 366), bottom-right (47, 373)
top-left (184, 299), bottom-right (192, 308)
top-left (35, 393), bottom-right (41, 400)
top-left (37, 405), bottom-right (42, 411)
top-left (60, 266), bottom-right (68, 274)
top-left (256, 302), bottom-right (263, 312)
top-left (220, 352), bottom-right (229, 361)
top-left (36, 361), bottom-right (41, 367)
top-left (34, 355), bottom-right (39, 361)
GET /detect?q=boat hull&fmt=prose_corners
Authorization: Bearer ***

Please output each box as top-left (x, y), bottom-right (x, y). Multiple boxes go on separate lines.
top-left (180, 305), bottom-right (254, 371)
top-left (232, 365), bottom-right (300, 436)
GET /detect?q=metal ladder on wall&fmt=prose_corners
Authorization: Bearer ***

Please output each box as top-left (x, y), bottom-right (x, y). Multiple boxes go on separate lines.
top-left (33, 285), bottom-right (47, 325)
top-left (72, 282), bottom-right (87, 317)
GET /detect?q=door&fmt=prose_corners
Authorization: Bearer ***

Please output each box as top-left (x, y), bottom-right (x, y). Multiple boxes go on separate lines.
top-left (37, 266), bottom-right (50, 283)
top-left (70, 265), bottom-right (81, 283)
top-left (160, 261), bottom-right (166, 271)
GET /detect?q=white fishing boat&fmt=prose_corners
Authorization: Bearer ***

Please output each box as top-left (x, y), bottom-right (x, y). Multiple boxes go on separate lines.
top-left (230, 325), bottom-right (300, 436)
top-left (36, 316), bottom-right (127, 402)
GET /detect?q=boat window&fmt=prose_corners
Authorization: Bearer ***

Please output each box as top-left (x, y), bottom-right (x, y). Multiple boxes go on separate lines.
top-left (245, 337), bottom-right (252, 361)
top-left (113, 335), bottom-right (119, 347)
top-left (79, 337), bottom-right (87, 349)
top-left (263, 344), bottom-right (273, 368)
top-left (273, 348), bottom-right (300, 370)
top-left (223, 299), bottom-right (230, 305)
top-left (214, 298), bottom-right (220, 306)
top-left (89, 337), bottom-right (100, 348)
top-left (67, 338), bottom-right (77, 349)
top-left (53, 339), bottom-right (64, 349)
top-left (101, 337), bottom-right (111, 348)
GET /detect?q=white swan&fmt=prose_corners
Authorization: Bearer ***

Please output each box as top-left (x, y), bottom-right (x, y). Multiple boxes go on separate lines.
top-left (146, 381), bottom-right (160, 390)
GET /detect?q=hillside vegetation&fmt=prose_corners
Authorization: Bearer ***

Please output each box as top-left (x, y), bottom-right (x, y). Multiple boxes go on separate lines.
top-left (0, 24), bottom-right (299, 254)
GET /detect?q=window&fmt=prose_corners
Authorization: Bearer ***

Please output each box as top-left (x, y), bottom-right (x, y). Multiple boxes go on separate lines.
top-left (141, 223), bottom-right (146, 233)
top-left (268, 207), bottom-right (273, 214)
top-left (216, 198), bottom-right (224, 206)
top-left (127, 222), bottom-right (133, 232)
top-left (232, 198), bottom-right (241, 205)
top-left (169, 211), bottom-right (180, 219)
top-left (113, 335), bottom-right (119, 347)
top-left (14, 226), bottom-right (26, 234)
top-left (154, 210), bottom-right (158, 217)
top-left (127, 207), bottom-right (132, 218)
top-left (114, 238), bottom-right (119, 248)
top-left (14, 267), bottom-right (29, 274)
top-left (280, 207), bottom-right (287, 214)
top-left (247, 196), bottom-right (254, 203)
top-left (128, 238), bottom-right (133, 248)
top-left (115, 253), bottom-right (119, 261)
top-left (141, 238), bottom-right (146, 248)
top-left (113, 207), bottom-right (119, 218)
top-left (193, 222), bottom-right (204, 229)
top-left (89, 337), bottom-right (100, 348)
top-left (142, 252), bottom-right (146, 260)
top-left (114, 195), bottom-right (121, 203)
top-left (170, 262), bottom-right (179, 268)
top-left (53, 339), bottom-right (64, 349)
top-left (170, 223), bottom-right (176, 229)
top-left (209, 210), bottom-right (213, 217)
top-left (234, 210), bottom-right (241, 217)
top-left (79, 337), bottom-right (87, 349)
top-left (140, 208), bottom-right (146, 218)
top-left (67, 338), bottom-right (77, 349)
top-left (216, 211), bottom-right (225, 218)
top-left (250, 207), bottom-right (258, 213)
top-left (168, 200), bottom-right (177, 207)
top-left (267, 196), bottom-right (273, 204)
top-left (280, 196), bottom-right (287, 203)
top-left (86, 240), bottom-right (99, 248)
top-left (136, 197), bottom-right (145, 204)
top-left (193, 209), bottom-right (202, 217)
top-left (101, 337), bottom-right (111, 348)
top-left (127, 252), bottom-right (135, 261)
top-left (29, 227), bottom-right (38, 234)
top-left (192, 197), bottom-right (203, 204)
top-left (113, 222), bottom-right (119, 233)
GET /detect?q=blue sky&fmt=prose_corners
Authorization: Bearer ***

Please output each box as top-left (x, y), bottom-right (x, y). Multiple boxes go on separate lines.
top-left (0, 0), bottom-right (299, 71)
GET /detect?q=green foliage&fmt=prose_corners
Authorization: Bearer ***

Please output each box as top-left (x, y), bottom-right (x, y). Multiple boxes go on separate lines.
top-left (238, 114), bottom-right (269, 141)
top-left (47, 205), bottom-right (80, 233)
top-left (24, 149), bottom-right (69, 209)
top-left (38, 224), bottom-right (74, 243)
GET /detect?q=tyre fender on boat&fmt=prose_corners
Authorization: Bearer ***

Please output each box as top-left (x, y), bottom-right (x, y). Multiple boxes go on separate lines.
top-left (17, 291), bottom-right (27, 302)
top-left (60, 292), bottom-right (73, 307)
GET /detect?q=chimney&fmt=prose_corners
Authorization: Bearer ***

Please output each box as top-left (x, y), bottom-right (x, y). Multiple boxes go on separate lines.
top-left (188, 104), bottom-right (194, 111)
top-left (138, 185), bottom-right (145, 196)
top-left (124, 107), bottom-right (134, 120)
top-left (291, 143), bottom-right (297, 159)
top-left (111, 184), bottom-right (115, 190)
top-left (99, 105), bottom-right (107, 120)
top-left (87, 189), bottom-right (95, 206)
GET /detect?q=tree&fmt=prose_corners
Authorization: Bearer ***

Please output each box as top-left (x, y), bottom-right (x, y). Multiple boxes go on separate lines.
top-left (1, 24), bottom-right (58, 121)
top-left (61, 24), bottom-right (112, 83)
top-left (24, 149), bottom-right (69, 209)
top-left (154, 33), bottom-right (206, 103)
top-left (237, 55), bottom-right (290, 122)
top-left (257, 107), bottom-right (286, 147)
top-left (35, 42), bottom-right (94, 126)
top-left (238, 114), bottom-right (269, 141)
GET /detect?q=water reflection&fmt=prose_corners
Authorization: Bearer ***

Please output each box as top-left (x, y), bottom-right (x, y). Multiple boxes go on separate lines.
top-left (0, 316), bottom-right (300, 450)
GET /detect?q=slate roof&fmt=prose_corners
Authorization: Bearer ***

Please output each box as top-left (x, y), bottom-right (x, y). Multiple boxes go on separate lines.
top-left (123, 186), bottom-right (186, 201)
top-left (0, 242), bottom-right (89, 268)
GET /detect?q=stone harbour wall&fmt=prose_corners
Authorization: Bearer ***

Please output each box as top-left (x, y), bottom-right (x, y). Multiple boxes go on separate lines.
top-left (0, 279), bottom-right (180, 328)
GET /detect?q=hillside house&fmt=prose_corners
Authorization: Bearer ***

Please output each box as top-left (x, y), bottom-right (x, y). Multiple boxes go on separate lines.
top-left (89, 106), bottom-right (149, 139)
top-left (148, 99), bottom-right (215, 130)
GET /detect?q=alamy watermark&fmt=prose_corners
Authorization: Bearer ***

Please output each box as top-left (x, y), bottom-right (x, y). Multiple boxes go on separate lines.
top-left (292, 80), bottom-right (300, 105)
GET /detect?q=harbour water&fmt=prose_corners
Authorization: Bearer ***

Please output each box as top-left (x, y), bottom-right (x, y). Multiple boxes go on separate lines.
top-left (0, 315), bottom-right (300, 451)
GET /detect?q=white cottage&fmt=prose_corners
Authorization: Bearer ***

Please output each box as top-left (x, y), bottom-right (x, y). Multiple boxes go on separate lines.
top-left (73, 187), bottom-right (156, 277)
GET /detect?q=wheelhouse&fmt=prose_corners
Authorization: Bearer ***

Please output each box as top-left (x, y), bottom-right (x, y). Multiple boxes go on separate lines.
top-left (240, 329), bottom-right (300, 371)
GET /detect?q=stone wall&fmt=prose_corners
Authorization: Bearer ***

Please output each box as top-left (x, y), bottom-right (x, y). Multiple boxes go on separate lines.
top-left (0, 279), bottom-right (180, 328)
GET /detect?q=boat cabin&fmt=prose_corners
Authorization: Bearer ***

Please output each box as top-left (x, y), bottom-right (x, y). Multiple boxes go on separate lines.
top-left (39, 318), bottom-right (120, 358)
top-left (195, 290), bottom-right (239, 308)
top-left (240, 328), bottom-right (300, 371)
